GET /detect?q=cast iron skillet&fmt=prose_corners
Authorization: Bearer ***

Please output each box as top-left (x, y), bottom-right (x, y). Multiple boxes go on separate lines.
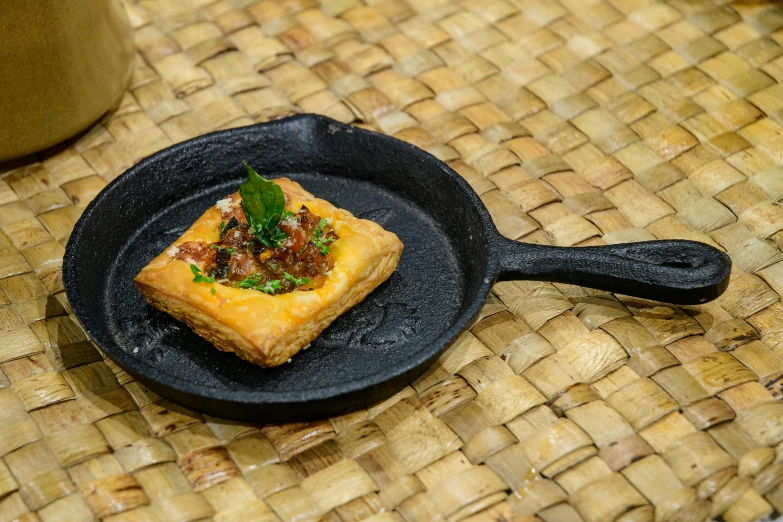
top-left (64, 114), bottom-right (731, 422)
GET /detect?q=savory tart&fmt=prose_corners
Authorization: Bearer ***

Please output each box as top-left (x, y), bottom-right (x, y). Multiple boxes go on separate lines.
top-left (134, 163), bottom-right (403, 367)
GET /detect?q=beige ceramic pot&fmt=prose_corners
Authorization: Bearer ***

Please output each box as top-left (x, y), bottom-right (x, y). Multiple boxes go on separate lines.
top-left (0, 0), bottom-right (135, 162)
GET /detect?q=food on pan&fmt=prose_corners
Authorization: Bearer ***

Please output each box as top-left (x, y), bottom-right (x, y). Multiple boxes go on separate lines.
top-left (134, 163), bottom-right (404, 367)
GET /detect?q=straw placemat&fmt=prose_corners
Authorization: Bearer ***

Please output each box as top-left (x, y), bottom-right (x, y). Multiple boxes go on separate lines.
top-left (2, 0), bottom-right (783, 521)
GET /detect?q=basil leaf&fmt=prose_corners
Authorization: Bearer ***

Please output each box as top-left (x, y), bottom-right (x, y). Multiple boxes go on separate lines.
top-left (240, 162), bottom-right (287, 248)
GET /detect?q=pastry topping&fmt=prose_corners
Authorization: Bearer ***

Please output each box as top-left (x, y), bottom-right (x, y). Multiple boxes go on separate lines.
top-left (185, 165), bottom-right (339, 295)
top-left (167, 246), bottom-right (180, 257)
top-left (202, 204), bottom-right (337, 294)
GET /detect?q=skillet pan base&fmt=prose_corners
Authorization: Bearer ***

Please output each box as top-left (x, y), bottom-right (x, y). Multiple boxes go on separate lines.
top-left (65, 115), bottom-right (495, 421)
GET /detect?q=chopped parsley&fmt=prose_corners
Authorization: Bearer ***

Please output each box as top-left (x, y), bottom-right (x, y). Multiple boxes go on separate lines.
top-left (210, 287), bottom-right (216, 295)
top-left (233, 272), bottom-right (309, 293)
top-left (260, 280), bottom-right (282, 294)
top-left (311, 218), bottom-right (336, 255)
top-left (234, 274), bottom-right (262, 289)
top-left (190, 264), bottom-right (216, 284)
top-left (218, 221), bottom-right (226, 235)
top-left (234, 274), bottom-right (282, 294)
top-left (283, 272), bottom-right (311, 286)
top-left (240, 162), bottom-right (287, 248)
top-left (209, 244), bottom-right (234, 254)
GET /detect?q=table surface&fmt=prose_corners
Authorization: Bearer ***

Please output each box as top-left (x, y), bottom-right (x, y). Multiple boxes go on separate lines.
top-left (2, 0), bottom-right (783, 521)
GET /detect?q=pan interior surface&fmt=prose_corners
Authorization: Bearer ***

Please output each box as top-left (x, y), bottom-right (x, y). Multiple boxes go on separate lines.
top-left (105, 173), bottom-right (463, 393)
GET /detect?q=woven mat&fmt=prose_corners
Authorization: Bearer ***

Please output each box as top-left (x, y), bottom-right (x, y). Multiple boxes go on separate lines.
top-left (3, 0), bottom-right (783, 521)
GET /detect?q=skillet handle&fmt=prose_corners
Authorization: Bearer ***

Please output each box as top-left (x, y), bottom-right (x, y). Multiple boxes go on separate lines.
top-left (494, 237), bottom-right (732, 305)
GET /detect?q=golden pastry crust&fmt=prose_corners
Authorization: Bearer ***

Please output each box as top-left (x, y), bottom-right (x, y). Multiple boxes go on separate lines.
top-left (134, 178), bottom-right (403, 367)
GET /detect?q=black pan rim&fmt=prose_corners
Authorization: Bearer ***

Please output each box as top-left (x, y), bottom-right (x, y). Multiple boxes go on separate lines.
top-left (63, 113), bottom-right (500, 407)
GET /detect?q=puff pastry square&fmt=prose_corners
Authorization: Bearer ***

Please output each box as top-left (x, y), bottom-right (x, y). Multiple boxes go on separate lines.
top-left (134, 178), bottom-right (403, 367)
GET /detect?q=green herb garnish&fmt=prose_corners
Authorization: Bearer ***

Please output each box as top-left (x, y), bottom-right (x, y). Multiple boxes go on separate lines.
top-left (219, 221), bottom-right (226, 235)
top-left (211, 287), bottom-right (217, 295)
top-left (190, 264), bottom-right (216, 284)
top-left (234, 274), bottom-right (282, 294)
top-left (283, 272), bottom-right (311, 287)
top-left (235, 274), bottom-right (262, 289)
top-left (260, 280), bottom-right (282, 294)
top-left (209, 244), bottom-right (235, 254)
top-left (240, 162), bottom-right (287, 248)
top-left (311, 218), bottom-right (336, 255)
